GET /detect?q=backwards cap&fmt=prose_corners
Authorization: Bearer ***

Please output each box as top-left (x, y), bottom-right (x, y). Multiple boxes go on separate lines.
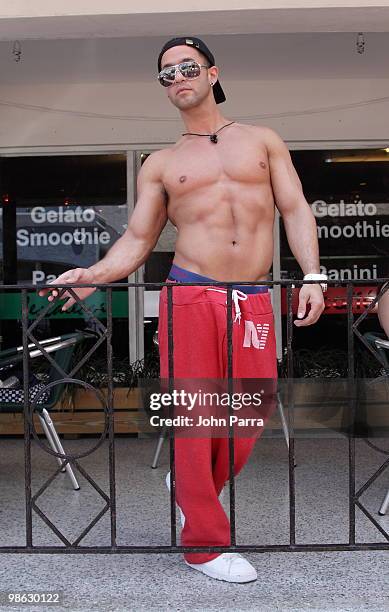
top-left (157, 36), bottom-right (226, 104)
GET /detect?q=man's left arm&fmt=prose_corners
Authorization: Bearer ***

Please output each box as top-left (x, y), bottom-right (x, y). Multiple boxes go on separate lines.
top-left (265, 128), bottom-right (325, 326)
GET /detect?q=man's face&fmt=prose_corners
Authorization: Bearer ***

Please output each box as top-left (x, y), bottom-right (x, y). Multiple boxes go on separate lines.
top-left (159, 45), bottom-right (217, 110)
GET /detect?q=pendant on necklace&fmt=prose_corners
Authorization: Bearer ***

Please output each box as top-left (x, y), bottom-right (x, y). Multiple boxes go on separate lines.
top-left (182, 121), bottom-right (235, 143)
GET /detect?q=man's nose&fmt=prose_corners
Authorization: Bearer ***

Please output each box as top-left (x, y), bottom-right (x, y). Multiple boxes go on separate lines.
top-left (174, 68), bottom-right (186, 83)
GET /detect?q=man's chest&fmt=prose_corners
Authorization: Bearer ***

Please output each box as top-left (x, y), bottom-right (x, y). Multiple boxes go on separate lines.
top-left (162, 139), bottom-right (270, 196)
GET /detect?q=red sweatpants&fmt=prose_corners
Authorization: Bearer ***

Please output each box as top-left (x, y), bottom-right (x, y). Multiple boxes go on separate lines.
top-left (158, 282), bottom-right (277, 563)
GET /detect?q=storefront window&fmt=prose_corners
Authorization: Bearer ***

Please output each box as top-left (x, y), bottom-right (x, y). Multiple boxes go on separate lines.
top-left (282, 148), bottom-right (389, 281)
top-left (0, 154), bottom-right (128, 353)
top-left (281, 147), bottom-right (389, 354)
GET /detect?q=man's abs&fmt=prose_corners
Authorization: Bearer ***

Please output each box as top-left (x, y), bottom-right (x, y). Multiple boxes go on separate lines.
top-left (173, 221), bottom-right (274, 282)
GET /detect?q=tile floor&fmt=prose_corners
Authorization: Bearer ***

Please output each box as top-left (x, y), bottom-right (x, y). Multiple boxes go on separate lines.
top-left (0, 434), bottom-right (388, 611)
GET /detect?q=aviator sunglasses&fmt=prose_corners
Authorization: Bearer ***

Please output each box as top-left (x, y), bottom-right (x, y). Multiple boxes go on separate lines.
top-left (158, 61), bottom-right (209, 87)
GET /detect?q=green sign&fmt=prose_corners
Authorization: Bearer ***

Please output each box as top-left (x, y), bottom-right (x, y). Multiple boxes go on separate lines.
top-left (0, 290), bottom-right (129, 319)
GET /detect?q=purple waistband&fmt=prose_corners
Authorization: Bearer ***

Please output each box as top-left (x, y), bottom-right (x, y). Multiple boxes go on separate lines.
top-left (168, 264), bottom-right (268, 294)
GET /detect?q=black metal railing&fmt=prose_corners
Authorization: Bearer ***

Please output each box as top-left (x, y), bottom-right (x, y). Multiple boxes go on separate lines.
top-left (0, 278), bottom-right (388, 553)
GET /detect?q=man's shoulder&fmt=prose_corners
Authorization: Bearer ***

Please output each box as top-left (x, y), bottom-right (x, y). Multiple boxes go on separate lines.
top-left (238, 123), bottom-right (284, 145)
top-left (143, 147), bottom-right (173, 166)
top-left (139, 148), bottom-right (173, 178)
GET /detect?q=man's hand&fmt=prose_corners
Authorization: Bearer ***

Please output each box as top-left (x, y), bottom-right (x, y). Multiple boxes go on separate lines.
top-left (294, 284), bottom-right (325, 327)
top-left (38, 268), bottom-right (96, 312)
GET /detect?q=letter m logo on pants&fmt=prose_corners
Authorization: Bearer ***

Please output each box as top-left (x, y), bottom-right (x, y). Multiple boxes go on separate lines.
top-left (243, 320), bottom-right (270, 349)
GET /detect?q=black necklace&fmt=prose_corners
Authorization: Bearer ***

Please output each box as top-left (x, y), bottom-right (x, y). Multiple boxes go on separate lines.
top-left (182, 121), bottom-right (235, 144)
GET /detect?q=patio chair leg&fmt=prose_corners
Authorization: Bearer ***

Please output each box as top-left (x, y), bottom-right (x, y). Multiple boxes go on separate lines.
top-left (277, 392), bottom-right (289, 450)
top-left (151, 426), bottom-right (167, 469)
top-left (378, 488), bottom-right (389, 515)
top-left (38, 413), bottom-right (67, 472)
top-left (39, 409), bottom-right (80, 490)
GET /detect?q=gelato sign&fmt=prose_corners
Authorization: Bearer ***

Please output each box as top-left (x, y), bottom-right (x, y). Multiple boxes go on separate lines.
top-left (311, 200), bottom-right (377, 217)
top-left (15, 205), bottom-right (118, 273)
top-left (281, 198), bottom-right (388, 282)
top-left (312, 200), bottom-right (389, 240)
top-left (308, 199), bottom-right (388, 281)
top-left (17, 206), bottom-right (111, 247)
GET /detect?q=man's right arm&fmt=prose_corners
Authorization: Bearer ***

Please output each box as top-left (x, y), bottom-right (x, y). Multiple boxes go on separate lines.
top-left (89, 151), bottom-right (168, 283)
top-left (39, 150), bottom-right (169, 310)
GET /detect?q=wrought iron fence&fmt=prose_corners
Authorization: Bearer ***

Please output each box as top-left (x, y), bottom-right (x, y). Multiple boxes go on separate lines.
top-left (0, 279), bottom-right (388, 553)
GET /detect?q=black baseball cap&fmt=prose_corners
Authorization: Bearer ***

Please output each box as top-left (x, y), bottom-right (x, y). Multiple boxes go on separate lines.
top-left (157, 36), bottom-right (226, 104)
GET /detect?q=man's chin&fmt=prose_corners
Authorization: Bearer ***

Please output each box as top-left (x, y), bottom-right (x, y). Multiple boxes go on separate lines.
top-left (172, 97), bottom-right (199, 111)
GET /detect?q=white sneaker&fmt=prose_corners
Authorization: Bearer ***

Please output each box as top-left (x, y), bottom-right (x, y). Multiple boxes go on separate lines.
top-left (165, 472), bottom-right (186, 527)
top-left (186, 553), bottom-right (257, 583)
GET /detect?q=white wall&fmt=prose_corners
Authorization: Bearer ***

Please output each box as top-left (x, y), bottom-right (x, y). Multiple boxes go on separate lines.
top-left (2, 1), bottom-right (386, 18)
top-left (1, 32), bottom-right (388, 150)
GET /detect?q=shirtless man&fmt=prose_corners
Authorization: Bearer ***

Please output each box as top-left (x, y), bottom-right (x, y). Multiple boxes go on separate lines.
top-left (40, 37), bottom-right (326, 583)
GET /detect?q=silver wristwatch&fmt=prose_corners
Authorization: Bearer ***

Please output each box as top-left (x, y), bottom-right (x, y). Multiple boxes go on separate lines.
top-left (303, 273), bottom-right (328, 293)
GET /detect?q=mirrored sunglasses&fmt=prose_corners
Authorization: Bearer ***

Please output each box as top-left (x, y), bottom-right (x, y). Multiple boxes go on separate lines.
top-left (158, 61), bottom-right (209, 87)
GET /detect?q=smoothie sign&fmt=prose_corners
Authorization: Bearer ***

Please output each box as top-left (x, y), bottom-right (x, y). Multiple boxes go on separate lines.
top-left (310, 199), bottom-right (387, 281)
top-left (16, 206), bottom-right (116, 283)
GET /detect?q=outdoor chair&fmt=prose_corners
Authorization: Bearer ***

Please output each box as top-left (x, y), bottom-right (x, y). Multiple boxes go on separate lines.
top-left (0, 331), bottom-right (94, 491)
top-left (361, 331), bottom-right (389, 515)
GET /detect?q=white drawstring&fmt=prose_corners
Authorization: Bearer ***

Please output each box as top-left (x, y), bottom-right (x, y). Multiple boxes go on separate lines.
top-left (206, 288), bottom-right (248, 324)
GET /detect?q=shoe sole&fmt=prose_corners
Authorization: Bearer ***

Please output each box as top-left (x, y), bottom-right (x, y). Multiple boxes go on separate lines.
top-left (185, 560), bottom-right (257, 583)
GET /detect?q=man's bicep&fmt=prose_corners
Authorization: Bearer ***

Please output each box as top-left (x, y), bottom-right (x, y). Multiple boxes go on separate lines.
top-left (128, 156), bottom-right (168, 244)
top-left (129, 183), bottom-right (168, 244)
top-left (266, 130), bottom-right (304, 215)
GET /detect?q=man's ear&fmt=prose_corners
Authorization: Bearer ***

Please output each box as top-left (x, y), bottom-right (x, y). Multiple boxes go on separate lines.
top-left (208, 66), bottom-right (219, 84)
